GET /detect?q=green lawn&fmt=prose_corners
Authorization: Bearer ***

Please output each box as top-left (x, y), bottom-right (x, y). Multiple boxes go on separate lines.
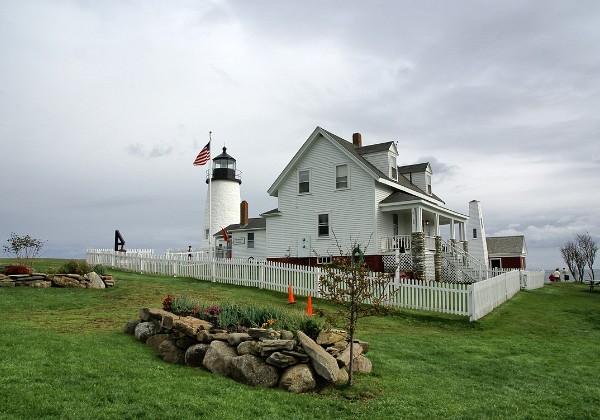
top-left (1, 259), bottom-right (599, 419)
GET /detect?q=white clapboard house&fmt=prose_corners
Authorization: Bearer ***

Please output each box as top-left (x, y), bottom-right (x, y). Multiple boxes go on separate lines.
top-left (222, 126), bottom-right (481, 281)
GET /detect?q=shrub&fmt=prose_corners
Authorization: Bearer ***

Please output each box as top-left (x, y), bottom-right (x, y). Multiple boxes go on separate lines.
top-left (59, 260), bottom-right (92, 275)
top-left (92, 264), bottom-right (107, 276)
top-left (5, 265), bottom-right (31, 275)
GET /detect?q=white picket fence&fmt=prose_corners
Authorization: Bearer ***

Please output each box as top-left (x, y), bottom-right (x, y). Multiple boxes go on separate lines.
top-left (86, 249), bottom-right (543, 321)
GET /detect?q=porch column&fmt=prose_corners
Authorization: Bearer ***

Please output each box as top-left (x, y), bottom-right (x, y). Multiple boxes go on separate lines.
top-left (412, 207), bottom-right (423, 232)
top-left (411, 231), bottom-right (426, 281)
top-left (434, 235), bottom-right (442, 282)
top-left (434, 213), bottom-right (440, 236)
top-left (459, 222), bottom-right (466, 243)
top-left (449, 219), bottom-right (456, 240)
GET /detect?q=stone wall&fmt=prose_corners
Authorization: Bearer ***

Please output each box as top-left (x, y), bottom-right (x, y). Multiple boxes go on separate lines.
top-left (125, 308), bottom-right (372, 393)
top-left (0, 271), bottom-right (115, 288)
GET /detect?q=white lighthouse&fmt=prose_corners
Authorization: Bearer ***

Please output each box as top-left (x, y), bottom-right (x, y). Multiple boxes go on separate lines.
top-left (203, 146), bottom-right (242, 252)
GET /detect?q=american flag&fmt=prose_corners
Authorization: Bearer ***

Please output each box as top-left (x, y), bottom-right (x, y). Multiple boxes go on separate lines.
top-left (193, 142), bottom-right (211, 166)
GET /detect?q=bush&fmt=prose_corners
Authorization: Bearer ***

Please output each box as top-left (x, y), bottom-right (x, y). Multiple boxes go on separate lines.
top-left (59, 260), bottom-right (92, 275)
top-left (5, 265), bottom-right (31, 275)
top-left (92, 264), bottom-right (107, 276)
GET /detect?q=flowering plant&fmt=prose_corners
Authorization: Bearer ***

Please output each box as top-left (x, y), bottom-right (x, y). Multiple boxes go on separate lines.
top-left (204, 306), bottom-right (220, 319)
top-left (162, 296), bottom-right (173, 312)
top-left (261, 319), bottom-right (277, 328)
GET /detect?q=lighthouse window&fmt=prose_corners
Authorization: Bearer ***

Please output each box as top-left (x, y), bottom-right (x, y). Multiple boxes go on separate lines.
top-left (473, 228), bottom-right (477, 239)
top-left (335, 164), bottom-right (348, 189)
top-left (247, 232), bottom-right (255, 248)
top-left (299, 170), bottom-right (310, 193)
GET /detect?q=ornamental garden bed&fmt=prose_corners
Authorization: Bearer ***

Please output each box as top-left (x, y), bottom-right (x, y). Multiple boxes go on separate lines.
top-left (125, 305), bottom-right (372, 393)
top-left (0, 271), bottom-right (114, 288)
top-left (0, 261), bottom-right (114, 288)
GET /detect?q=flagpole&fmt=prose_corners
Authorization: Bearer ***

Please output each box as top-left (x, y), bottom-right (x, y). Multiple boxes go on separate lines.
top-left (208, 131), bottom-right (213, 259)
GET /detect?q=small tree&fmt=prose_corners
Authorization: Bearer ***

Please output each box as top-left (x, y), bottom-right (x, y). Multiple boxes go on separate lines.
top-left (560, 233), bottom-right (598, 282)
top-left (2, 232), bottom-right (46, 268)
top-left (577, 233), bottom-right (597, 280)
top-left (560, 241), bottom-right (579, 281)
top-left (318, 242), bottom-right (397, 386)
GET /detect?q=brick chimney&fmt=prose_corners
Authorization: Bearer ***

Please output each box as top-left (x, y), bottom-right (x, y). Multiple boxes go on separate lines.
top-left (240, 200), bottom-right (249, 226)
top-left (352, 132), bottom-right (362, 147)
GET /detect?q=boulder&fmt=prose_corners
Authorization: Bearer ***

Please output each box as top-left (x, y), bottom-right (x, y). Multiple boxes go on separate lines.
top-left (353, 339), bottom-right (370, 354)
top-left (15, 279), bottom-right (51, 288)
top-left (134, 321), bottom-right (160, 343)
top-left (336, 341), bottom-right (363, 368)
top-left (280, 330), bottom-right (294, 340)
top-left (146, 334), bottom-right (171, 351)
top-left (237, 340), bottom-right (260, 356)
top-left (230, 354), bottom-right (279, 388)
top-left (296, 331), bottom-right (339, 382)
top-left (350, 354), bottom-right (372, 373)
top-left (176, 336), bottom-right (197, 349)
top-left (202, 340), bottom-right (238, 376)
top-left (185, 343), bottom-right (210, 367)
top-left (51, 275), bottom-right (84, 288)
top-left (158, 339), bottom-right (186, 364)
top-left (84, 272), bottom-right (105, 289)
top-left (266, 352), bottom-right (298, 368)
top-left (248, 328), bottom-right (280, 340)
top-left (316, 329), bottom-right (346, 346)
top-left (123, 319), bottom-right (141, 335)
top-left (227, 333), bottom-right (252, 346)
top-left (0, 280), bottom-right (15, 287)
top-left (335, 367), bottom-right (349, 384)
top-left (279, 364), bottom-right (317, 393)
top-left (259, 339), bottom-right (296, 355)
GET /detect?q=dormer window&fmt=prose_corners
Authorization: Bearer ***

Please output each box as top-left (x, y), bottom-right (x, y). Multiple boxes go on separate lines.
top-left (391, 167), bottom-right (397, 180)
top-left (426, 174), bottom-right (432, 195)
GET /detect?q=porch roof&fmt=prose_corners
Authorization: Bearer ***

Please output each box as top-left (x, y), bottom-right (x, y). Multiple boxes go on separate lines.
top-left (379, 191), bottom-right (468, 221)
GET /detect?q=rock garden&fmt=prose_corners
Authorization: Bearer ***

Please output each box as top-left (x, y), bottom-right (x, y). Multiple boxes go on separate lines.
top-left (0, 262), bottom-right (115, 288)
top-left (125, 301), bottom-right (373, 393)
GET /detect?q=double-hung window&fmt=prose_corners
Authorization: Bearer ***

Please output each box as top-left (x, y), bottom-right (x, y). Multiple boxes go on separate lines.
top-left (335, 164), bottom-right (348, 189)
top-left (318, 213), bottom-right (330, 237)
top-left (299, 170), bottom-right (310, 193)
top-left (247, 232), bottom-right (255, 248)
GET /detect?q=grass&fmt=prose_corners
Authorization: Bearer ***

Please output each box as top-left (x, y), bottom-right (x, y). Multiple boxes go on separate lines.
top-left (1, 258), bottom-right (600, 419)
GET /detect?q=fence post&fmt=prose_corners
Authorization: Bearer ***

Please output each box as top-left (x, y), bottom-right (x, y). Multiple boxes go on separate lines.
top-left (259, 261), bottom-right (265, 289)
top-left (468, 284), bottom-right (475, 322)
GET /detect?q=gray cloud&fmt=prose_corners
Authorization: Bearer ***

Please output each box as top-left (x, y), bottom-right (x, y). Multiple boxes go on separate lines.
top-left (1, 0), bottom-right (599, 271)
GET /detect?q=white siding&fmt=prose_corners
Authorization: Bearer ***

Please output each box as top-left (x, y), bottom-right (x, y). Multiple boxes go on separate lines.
top-left (362, 151), bottom-right (390, 177)
top-left (266, 135), bottom-right (377, 258)
top-left (231, 229), bottom-right (267, 260)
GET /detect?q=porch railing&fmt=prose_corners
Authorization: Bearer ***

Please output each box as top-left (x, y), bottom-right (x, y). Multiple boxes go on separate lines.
top-left (380, 235), bottom-right (412, 252)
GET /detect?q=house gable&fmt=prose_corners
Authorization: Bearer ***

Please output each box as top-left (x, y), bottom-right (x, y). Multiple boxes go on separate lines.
top-left (268, 127), bottom-right (444, 205)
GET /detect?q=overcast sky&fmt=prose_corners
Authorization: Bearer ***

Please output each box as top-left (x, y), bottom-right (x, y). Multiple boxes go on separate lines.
top-left (1, 0), bottom-right (599, 269)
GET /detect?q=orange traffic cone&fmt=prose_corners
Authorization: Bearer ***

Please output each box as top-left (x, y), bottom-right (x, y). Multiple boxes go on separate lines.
top-left (287, 285), bottom-right (296, 304)
top-left (306, 294), bottom-right (314, 316)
